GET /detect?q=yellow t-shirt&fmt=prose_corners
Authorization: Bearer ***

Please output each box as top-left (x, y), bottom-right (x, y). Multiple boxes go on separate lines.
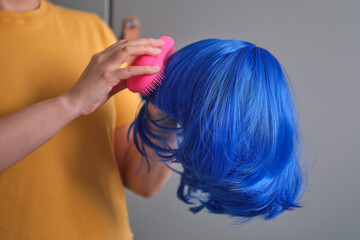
top-left (0, 1), bottom-right (140, 239)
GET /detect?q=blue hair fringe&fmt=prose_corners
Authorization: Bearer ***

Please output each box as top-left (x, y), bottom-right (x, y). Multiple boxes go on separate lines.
top-left (130, 39), bottom-right (306, 221)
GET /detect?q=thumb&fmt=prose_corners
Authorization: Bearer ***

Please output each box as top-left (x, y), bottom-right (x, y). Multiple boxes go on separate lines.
top-left (109, 79), bottom-right (127, 97)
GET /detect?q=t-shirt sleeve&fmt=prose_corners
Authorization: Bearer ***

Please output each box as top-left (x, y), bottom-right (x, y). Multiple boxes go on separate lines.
top-left (95, 16), bottom-right (142, 128)
top-left (94, 14), bottom-right (117, 47)
top-left (113, 88), bottom-right (142, 129)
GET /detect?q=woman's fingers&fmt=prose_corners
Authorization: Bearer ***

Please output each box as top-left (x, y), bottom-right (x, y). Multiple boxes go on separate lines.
top-left (109, 79), bottom-right (127, 97)
top-left (95, 38), bottom-right (164, 70)
top-left (114, 38), bottom-right (164, 49)
top-left (114, 65), bottom-right (160, 80)
top-left (67, 38), bottom-right (164, 116)
top-left (121, 37), bottom-right (165, 47)
top-left (106, 45), bottom-right (162, 68)
top-left (101, 38), bottom-right (164, 56)
top-left (108, 66), bottom-right (160, 96)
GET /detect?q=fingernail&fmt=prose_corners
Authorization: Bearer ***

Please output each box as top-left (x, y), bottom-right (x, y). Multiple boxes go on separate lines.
top-left (154, 48), bottom-right (161, 54)
top-left (156, 39), bottom-right (165, 45)
top-left (152, 66), bottom-right (160, 71)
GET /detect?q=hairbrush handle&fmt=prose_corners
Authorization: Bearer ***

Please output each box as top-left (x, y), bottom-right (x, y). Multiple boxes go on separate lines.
top-left (127, 36), bottom-right (175, 96)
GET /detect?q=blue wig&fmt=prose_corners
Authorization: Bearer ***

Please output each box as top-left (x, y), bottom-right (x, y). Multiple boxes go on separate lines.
top-left (130, 39), bottom-right (304, 221)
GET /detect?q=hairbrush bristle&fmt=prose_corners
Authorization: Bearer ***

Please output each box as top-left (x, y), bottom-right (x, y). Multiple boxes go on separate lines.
top-left (139, 52), bottom-right (172, 96)
top-left (127, 36), bottom-right (175, 96)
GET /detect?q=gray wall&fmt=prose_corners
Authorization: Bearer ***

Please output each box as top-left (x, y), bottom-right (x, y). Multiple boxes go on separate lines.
top-left (51, 0), bottom-right (111, 23)
top-left (53, 0), bottom-right (360, 239)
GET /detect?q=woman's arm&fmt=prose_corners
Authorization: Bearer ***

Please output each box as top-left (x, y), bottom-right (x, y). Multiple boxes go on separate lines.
top-left (0, 38), bottom-right (164, 173)
top-left (114, 103), bottom-right (176, 198)
top-left (0, 95), bottom-right (78, 172)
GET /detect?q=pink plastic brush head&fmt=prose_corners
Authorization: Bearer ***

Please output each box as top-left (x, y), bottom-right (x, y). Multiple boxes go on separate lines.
top-left (127, 36), bottom-right (175, 96)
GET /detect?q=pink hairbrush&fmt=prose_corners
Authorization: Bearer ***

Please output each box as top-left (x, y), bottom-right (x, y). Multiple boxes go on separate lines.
top-left (127, 36), bottom-right (175, 96)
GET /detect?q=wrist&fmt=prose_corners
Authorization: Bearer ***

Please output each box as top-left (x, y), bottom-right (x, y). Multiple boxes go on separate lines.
top-left (58, 91), bottom-right (82, 120)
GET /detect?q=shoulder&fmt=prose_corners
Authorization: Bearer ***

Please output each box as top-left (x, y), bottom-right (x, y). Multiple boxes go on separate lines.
top-left (50, 1), bottom-right (102, 24)
top-left (49, 1), bottom-right (117, 47)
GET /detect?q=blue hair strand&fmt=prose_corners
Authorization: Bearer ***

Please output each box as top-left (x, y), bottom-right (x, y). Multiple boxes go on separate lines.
top-left (130, 39), bottom-right (305, 221)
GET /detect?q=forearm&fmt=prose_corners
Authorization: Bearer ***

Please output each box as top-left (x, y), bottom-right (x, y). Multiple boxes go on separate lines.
top-left (0, 38), bottom-right (164, 173)
top-left (115, 119), bottom-right (177, 198)
top-left (123, 139), bottom-right (174, 198)
top-left (0, 94), bottom-right (78, 172)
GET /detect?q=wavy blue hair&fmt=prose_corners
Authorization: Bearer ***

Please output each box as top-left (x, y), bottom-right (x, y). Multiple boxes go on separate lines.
top-left (130, 39), bottom-right (305, 221)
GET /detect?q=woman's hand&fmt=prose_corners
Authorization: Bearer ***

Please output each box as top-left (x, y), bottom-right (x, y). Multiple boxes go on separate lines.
top-left (0, 38), bottom-right (165, 172)
top-left (63, 38), bottom-right (164, 117)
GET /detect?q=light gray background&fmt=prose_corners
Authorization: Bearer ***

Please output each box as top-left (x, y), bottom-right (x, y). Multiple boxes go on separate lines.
top-left (52, 0), bottom-right (360, 239)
